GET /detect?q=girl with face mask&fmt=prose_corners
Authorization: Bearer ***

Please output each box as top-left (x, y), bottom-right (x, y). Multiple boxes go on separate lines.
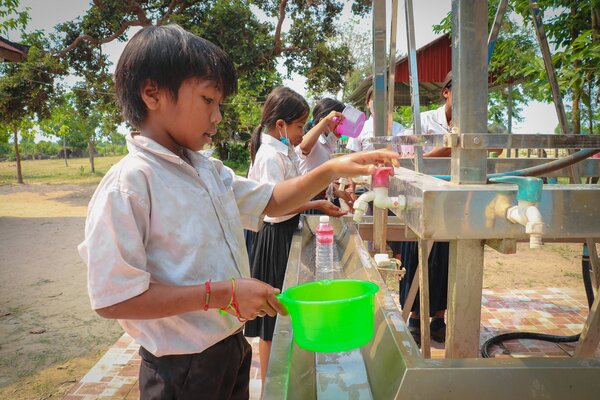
top-left (245, 87), bottom-right (346, 389)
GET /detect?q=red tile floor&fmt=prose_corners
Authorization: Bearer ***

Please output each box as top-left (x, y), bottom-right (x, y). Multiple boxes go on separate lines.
top-left (64, 287), bottom-right (599, 399)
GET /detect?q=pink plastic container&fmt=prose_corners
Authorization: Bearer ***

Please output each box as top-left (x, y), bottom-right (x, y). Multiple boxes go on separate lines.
top-left (333, 105), bottom-right (366, 138)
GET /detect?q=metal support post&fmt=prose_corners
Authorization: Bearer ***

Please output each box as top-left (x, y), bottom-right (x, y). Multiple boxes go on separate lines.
top-left (450, 0), bottom-right (488, 184)
top-left (372, 0), bottom-right (388, 253)
top-left (404, 0), bottom-right (424, 173)
top-left (530, 0), bottom-right (600, 353)
top-left (445, 0), bottom-right (488, 359)
top-left (445, 239), bottom-right (485, 359)
top-left (508, 82), bottom-right (513, 157)
top-left (418, 239), bottom-right (432, 357)
top-left (575, 285), bottom-right (600, 357)
top-left (388, 0), bottom-right (398, 136)
top-left (487, 0), bottom-right (509, 64)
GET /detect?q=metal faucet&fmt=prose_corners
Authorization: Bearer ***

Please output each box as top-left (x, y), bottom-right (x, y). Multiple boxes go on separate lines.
top-left (489, 176), bottom-right (545, 248)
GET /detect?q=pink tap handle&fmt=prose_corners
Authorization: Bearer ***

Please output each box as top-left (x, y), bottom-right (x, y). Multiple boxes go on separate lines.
top-left (371, 167), bottom-right (394, 188)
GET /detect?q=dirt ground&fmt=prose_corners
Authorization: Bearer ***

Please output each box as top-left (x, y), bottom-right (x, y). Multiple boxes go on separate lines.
top-left (0, 183), bottom-right (590, 398)
top-left (0, 184), bottom-right (122, 399)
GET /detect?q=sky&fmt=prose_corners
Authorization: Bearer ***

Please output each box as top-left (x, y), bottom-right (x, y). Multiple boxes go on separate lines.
top-left (9, 0), bottom-right (558, 135)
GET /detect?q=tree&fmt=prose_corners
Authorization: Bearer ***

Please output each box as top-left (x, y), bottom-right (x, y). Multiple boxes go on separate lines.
top-left (335, 17), bottom-right (372, 102)
top-left (39, 92), bottom-right (76, 166)
top-left (432, 0), bottom-right (540, 129)
top-left (0, 31), bottom-right (66, 182)
top-left (50, 0), bottom-right (363, 158)
top-left (54, 19), bottom-right (121, 173)
top-left (514, 0), bottom-right (600, 135)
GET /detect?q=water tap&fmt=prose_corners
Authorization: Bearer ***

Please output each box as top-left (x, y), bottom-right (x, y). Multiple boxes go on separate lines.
top-left (353, 167), bottom-right (406, 222)
top-left (489, 176), bottom-right (545, 248)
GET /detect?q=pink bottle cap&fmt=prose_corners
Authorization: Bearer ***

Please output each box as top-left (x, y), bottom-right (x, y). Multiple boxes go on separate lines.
top-left (371, 167), bottom-right (394, 188)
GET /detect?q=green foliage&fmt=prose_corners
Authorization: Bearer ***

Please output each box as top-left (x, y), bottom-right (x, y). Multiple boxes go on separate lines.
top-left (432, 0), bottom-right (539, 128)
top-left (334, 18), bottom-right (372, 102)
top-left (393, 104), bottom-right (440, 128)
top-left (512, 0), bottom-right (600, 134)
top-left (0, 0), bottom-right (30, 36)
top-left (221, 141), bottom-right (250, 176)
top-left (49, 0), bottom-right (365, 151)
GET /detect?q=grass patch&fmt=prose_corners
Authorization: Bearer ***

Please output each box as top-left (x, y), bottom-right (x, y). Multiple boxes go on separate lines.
top-left (563, 271), bottom-right (582, 280)
top-left (1, 153), bottom-right (249, 185)
top-left (0, 156), bottom-right (124, 185)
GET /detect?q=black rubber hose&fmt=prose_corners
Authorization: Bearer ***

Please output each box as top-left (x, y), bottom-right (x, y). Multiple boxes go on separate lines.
top-left (481, 250), bottom-right (596, 358)
top-left (434, 149), bottom-right (600, 181)
top-left (582, 253), bottom-right (596, 309)
top-left (487, 148), bottom-right (600, 180)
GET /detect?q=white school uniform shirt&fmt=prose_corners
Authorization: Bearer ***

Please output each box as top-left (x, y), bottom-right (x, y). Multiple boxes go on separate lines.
top-left (248, 134), bottom-right (301, 224)
top-left (78, 134), bottom-right (274, 357)
top-left (401, 106), bottom-right (450, 156)
top-left (295, 133), bottom-right (338, 174)
top-left (346, 115), bottom-right (405, 152)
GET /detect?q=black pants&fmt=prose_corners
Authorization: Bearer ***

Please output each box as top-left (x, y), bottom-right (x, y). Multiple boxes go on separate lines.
top-left (138, 331), bottom-right (252, 400)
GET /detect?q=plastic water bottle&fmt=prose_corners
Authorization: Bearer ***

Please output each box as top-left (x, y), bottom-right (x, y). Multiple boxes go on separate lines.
top-left (315, 216), bottom-right (334, 278)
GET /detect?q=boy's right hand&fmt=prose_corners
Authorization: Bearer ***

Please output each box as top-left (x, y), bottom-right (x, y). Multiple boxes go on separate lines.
top-left (234, 278), bottom-right (287, 320)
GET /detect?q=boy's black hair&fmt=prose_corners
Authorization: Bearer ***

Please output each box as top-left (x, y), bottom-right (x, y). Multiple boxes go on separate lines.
top-left (250, 86), bottom-right (309, 163)
top-left (114, 24), bottom-right (237, 128)
top-left (304, 98), bottom-right (345, 133)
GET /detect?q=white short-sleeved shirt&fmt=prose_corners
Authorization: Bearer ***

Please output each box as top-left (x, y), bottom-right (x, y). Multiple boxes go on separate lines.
top-left (248, 134), bottom-right (300, 224)
top-left (401, 106), bottom-right (450, 155)
top-left (78, 134), bottom-right (274, 356)
top-left (295, 133), bottom-right (338, 174)
top-left (346, 116), bottom-right (405, 152)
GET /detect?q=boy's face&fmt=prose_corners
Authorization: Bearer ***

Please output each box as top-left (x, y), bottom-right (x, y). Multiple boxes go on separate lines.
top-left (144, 78), bottom-right (224, 153)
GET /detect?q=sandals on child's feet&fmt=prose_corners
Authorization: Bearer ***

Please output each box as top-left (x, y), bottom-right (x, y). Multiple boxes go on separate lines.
top-left (430, 317), bottom-right (446, 343)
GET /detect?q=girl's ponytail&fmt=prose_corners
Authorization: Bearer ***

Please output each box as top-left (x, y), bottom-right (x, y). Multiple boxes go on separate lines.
top-left (250, 123), bottom-right (264, 163)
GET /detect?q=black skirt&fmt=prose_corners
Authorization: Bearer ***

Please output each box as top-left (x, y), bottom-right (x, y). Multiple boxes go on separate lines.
top-left (244, 214), bottom-right (300, 341)
top-left (390, 241), bottom-right (450, 316)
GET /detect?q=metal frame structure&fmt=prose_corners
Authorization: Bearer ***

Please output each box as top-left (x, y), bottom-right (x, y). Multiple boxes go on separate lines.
top-left (263, 0), bottom-right (600, 398)
top-left (264, 216), bottom-right (600, 399)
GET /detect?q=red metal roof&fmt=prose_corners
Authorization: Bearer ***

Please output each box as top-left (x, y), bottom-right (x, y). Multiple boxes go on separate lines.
top-left (0, 36), bottom-right (28, 62)
top-left (395, 34), bottom-right (452, 84)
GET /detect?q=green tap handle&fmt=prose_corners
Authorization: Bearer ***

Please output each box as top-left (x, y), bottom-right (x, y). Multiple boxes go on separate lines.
top-left (489, 176), bottom-right (543, 203)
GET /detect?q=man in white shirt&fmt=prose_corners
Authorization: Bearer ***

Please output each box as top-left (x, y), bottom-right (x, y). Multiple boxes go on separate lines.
top-left (346, 85), bottom-right (405, 153)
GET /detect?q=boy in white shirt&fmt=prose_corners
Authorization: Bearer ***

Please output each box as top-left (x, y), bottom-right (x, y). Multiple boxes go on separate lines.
top-left (78, 25), bottom-right (399, 399)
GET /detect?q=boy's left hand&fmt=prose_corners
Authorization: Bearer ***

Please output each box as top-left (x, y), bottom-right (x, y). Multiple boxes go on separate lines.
top-left (327, 150), bottom-right (400, 178)
top-left (316, 200), bottom-right (347, 217)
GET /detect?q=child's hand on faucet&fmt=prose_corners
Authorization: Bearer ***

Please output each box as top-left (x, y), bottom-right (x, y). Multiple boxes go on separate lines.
top-left (326, 150), bottom-right (400, 179)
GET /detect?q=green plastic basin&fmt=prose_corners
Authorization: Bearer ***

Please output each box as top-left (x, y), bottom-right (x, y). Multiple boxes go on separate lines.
top-left (277, 279), bottom-right (379, 352)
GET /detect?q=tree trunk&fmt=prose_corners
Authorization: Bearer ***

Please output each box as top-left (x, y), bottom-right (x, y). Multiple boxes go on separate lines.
top-left (88, 138), bottom-right (95, 174)
top-left (13, 128), bottom-right (23, 184)
top-left (216, 141), bottom-right (228, 160)
top-left (63, 136), bottom-right (68, 167)
top-left (588, 76), bottom-right (594, 135)
top-left (570, 3), bottom-right (581, 135)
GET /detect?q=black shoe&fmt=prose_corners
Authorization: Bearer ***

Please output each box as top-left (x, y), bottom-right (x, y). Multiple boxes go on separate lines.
top-left (408, 317), bottom-right (421, 347)
top-left (430, 317), bottom-right (446, 343)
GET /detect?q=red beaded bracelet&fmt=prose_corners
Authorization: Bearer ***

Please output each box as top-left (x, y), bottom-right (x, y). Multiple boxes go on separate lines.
top-left (203, 280), bottom-right (211, 311)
